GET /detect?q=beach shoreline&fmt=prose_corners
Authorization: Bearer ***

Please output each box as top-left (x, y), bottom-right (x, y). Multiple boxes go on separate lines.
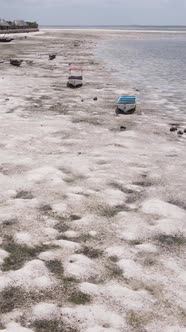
top-left (0, 29), bottom-right (185, 331)
top-left (0, 28), bottom-right (39, 35)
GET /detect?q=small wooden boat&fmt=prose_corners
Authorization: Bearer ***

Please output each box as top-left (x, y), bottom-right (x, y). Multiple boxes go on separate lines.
top-left (0, 38), bottom-right (14, 43)
top-left (116, 96), bottom-right (136, 114)
top-left (10, 59), bottom-right (23, 67)
top-left (67, 66), bottom-right (83, 88)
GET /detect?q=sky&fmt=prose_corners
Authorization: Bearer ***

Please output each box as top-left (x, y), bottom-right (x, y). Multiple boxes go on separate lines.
top-left (0, 0), bottom-right (186, 26)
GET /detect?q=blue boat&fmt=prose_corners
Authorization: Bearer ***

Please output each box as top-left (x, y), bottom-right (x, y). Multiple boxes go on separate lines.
top-left (116, 96), bottom-right (136, 114)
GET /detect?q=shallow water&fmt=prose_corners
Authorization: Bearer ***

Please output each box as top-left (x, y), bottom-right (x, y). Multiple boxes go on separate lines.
top-left (42, 25), bottom-right (186, 32)
top-left (97, 34), bottom-right (186, 115)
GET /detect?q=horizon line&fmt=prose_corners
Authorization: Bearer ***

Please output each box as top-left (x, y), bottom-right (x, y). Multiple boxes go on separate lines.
top-left (39, 24), bottom-right (186, 27)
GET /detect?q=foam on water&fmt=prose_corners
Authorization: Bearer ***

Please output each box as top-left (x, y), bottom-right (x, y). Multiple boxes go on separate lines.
top-left (97, 33), bottom-right (186, 115)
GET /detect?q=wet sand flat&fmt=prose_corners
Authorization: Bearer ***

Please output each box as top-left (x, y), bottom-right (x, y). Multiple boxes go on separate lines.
top-left (0, 30), bottom-right (186, 332)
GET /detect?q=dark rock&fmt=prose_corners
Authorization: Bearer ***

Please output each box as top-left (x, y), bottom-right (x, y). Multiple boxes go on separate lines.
top-left (3, 218), bottom-right (17, 226)
top-left (39, 204), bottom-right (52, 212)
top-left (93, 97), bottom-right (98, 101)
top-left (26, 60), bottom-right (33, 65)
top-left (184, 129), bottom-right (186, 133)
top-left (49, 54), bottom-right (56, 60)
top-left (116, 106), bottom-right (136, 115)
top-left (177, 130), bottom-right (183, 135)
top-left (81, 99), bottom-right (84, 102)
top-left (170, 127), bottom-right (177, 132)
top-left (15, 191), bottom-right (34, 199)
top-left (170, 123), bottom-right (179, 127)
top-left (10, 59), bottom-right (23, 67)
top-left (74, 41), bottom-right (80, 47)
top-left (120, 126), bottom-right (127, 131)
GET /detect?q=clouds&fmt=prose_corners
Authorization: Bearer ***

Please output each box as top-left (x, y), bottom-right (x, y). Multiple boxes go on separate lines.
top-left (0, 0), bottom-right (186, 25)
top-left (3, 0), bottom-right (185, 5)
top-left (1, 0), bottom-right (186, 8)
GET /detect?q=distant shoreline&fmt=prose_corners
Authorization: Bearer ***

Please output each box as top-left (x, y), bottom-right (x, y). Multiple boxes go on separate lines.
top-left (0, 28), bottom-right (39, 35)
top-left (40, 25), bottom-right (186, 34)
top-left (41, 27), bottom-right (186, 34)
top-left (40, 25), bottom-right (186, 31)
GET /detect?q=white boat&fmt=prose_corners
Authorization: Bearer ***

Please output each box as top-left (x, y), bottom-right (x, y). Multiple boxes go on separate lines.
top-left (116, 96), bottom-right (136, 114)
top-left (67, 66), bottom-right (83, 87)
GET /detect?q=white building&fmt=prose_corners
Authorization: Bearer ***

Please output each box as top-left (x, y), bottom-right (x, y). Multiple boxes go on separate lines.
top-left (0, 19), bottom-right (10, 30)
top-left (13, 20), bottom-right (28, 28)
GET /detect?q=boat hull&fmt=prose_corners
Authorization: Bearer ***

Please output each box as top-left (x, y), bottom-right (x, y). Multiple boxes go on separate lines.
top-left (116, 104), bottom-right (136, 114)
top-left (116, 96), bottom-right (136, 114)
top-left (67, 79), bottom-right (83, 87)
top-left (0, 38), bottom-right (14, 43)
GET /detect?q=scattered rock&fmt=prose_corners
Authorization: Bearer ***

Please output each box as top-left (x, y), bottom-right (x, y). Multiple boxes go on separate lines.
top-left (49, 54), bottom-right (56, 60)
top-left (170, 126), bottom-right (177, 132)
top-left (170, 123), bottom-right (180, 127)
top-left (74, 41), bottom-right (80, 47)
top-left (15, 190), bottom-right (34, 200)
top-left (10, 59), bottom-right (23, 67)
top-left (93, 97), bottom-right (98, 101)
top-left (26, 60), bottom-right (33, 65)
top-left (120, 126), bottom-right (127, 131)
top-left (2, 218), bottom-right (17, 226)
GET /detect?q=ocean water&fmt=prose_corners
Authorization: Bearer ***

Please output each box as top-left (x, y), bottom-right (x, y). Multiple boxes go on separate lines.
top-left (41, 25), bottom-right (186, 32)
top-left (97, 33), bottom-right (186, 115)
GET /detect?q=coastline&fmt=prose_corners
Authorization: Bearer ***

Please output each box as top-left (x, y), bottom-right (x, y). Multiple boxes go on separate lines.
top-left (0, 29), bottom-right (185, 331)
top-left (41, 27), bottom-right (186, 34)
top-left (0, 28), bottom-right (39, 35)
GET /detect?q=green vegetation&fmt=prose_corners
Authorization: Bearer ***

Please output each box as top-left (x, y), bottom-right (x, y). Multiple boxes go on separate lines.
top-left (0, 20), bottom-right (38, 31)
top-left (155, 234), bottom-right (186, 247)
top-left (0, 287), bottom-right (25, 313)
top-left (80, 246), bottom-right (103, 259)
top-left (33, 320), bottom-right (62, 332)
top-left (26, 21), bottom-right (39, 29)
top-left (33, 320), bottom-right (78, 332)
top-left (45, 260), bottom-right (64, 279)
top-left (2, 237), bottom-right (56, 271)
top-left (68, 291), bottom-right (91, 305)
top-left (127, 310), bottom-right (148, 331)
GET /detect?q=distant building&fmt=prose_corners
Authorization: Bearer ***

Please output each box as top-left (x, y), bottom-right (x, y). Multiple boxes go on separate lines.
top-left (13, 20), bottom-right (28, 29)
top-left (0, 19), bottom-right (10, 30)
top-left (0, 18), bottom-right (38, 32)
